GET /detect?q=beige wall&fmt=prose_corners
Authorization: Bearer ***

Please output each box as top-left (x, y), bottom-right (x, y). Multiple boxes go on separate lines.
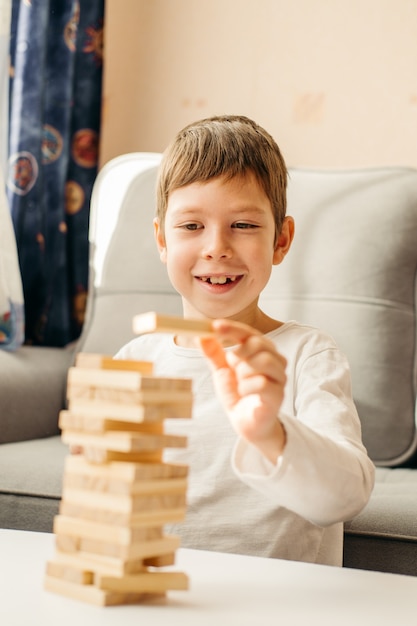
top-left (100, 0), bottom-right (417, 169)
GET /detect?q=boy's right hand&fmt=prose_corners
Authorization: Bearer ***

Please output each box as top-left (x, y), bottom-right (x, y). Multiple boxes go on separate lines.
top-left (199, 318), bottom-right (287, 464)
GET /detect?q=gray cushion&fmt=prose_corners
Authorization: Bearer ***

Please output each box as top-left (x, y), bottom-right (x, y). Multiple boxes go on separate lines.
top-left (0, 345), bottom-right (75, 444)
top-left (0, 436), bottom-right (66, 531)
top-left (344, 467), bottom-right (417, 575)
top-left (77, 154), bottom-right (181, 356)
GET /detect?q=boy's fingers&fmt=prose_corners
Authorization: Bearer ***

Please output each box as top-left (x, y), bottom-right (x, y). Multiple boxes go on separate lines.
top-left (199, 336), bottom-right (228, 370)
top-left (211, 318), bottom-right (262, 345)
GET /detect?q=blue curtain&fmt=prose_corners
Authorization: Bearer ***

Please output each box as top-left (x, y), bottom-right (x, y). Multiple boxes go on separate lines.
top-left (7, 0), bottom-right (105, 347)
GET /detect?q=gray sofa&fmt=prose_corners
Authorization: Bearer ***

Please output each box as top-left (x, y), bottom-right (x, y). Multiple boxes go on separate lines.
top-left (1, 154), bottom-right (417, 575)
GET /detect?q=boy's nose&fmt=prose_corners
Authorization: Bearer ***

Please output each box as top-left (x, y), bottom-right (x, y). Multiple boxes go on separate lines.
top-left (202, 229), bottom-right (232, 259)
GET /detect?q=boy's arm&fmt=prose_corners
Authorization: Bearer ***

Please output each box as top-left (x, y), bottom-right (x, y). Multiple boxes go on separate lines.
top-left (199, 319), bottom-right (287, 464)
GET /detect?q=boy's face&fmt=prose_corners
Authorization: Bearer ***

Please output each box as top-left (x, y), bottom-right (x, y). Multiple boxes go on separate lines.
top-left (154, 171), bottom-right (293, 325)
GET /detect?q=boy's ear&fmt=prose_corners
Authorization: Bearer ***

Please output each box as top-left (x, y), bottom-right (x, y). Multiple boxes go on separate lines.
top-left (272, 216), bottom-right (295, 265)
top-left (153, 218), bottom-right (167, 263)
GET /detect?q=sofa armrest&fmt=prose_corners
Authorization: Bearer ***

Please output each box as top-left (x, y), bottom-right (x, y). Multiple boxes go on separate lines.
top-left (0, 345), bottom-right (75, 444)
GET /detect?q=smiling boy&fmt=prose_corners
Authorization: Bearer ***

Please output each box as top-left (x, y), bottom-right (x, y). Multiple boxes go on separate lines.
top-left (115, 115), bottom-right (374, 566)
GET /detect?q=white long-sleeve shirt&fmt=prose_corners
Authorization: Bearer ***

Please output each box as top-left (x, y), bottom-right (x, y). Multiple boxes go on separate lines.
top-left (115, 321), bottom-right (375, 566)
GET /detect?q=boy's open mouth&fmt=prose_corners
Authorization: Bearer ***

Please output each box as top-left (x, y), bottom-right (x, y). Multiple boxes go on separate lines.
top-left (197, 275), bottom-right (240, 285)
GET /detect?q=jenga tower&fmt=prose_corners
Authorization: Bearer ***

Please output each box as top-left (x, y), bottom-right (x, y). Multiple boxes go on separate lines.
top-left (44, 352), bottom-right (192, 606)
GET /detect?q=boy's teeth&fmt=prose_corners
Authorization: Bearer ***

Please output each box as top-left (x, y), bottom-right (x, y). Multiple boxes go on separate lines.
top-left (202, 276), bottom-right (237, 284)
top-left (210, 276), bottom-right (228, 284)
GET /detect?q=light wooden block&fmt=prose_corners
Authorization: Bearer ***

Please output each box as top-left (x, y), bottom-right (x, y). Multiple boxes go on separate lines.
top-left (96, 570), bottom-right (189, 593)
top-left (68, 398), bottom-right (192, 421)
top-left (59, 411), bottom-right (169, 434)
top-left (68, 385), bottom-right (193, 408)
top-left (61, 487), bottom-right (186, 515)
top-left (59, 501), bottom-right (187, 528)
top-left (133, 311), bottom-right (214, 336)
top-left (54, 527), bottom-right (180, 561)
top-left (63, 471), bottom-right (188, 497)
top-left (55, 534), bottom-right (80, 554)
top-left (82, 448), bottom-right (164, 465)
top-left (44, 575), bottom-right (159, 606)
top-left (143, 553), bottom-right (176, 567)
top-left (77, 537), bottom-right (142, 560)
top-left (64, 455), bottom-right (188, 481)
top-left (54, 515), bottom-right (163, 546)
top-left (61, 430), bottom-right (187, 454)
top-left (68, 367), bottom-right (192, 393)
top-left (53, 547), bottom-right (146, 576)
top-left (46, 560), bottom-right (94, 585)
top-left (93, 535), bottom-right (181, 561)
top-left (76, 536), bottom-right (173, 561)
top-left (75, 353), bottom-right (153, 374)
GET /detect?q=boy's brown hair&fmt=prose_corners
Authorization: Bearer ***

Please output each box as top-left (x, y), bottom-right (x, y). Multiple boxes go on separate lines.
top-left (156, 115), bottom-right (288, 237)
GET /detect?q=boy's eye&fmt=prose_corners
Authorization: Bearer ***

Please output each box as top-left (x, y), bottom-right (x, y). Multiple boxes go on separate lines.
top-left (182, 223), bottom-right (201, 231)
top-left (233, 222), bottom-right (258, 229)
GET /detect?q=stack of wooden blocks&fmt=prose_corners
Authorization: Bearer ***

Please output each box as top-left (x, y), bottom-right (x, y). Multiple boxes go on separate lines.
top-left (44, 350), bottom-right (192, 606)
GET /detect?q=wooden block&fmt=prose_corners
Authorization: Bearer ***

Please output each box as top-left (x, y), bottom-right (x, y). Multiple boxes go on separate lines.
top-left (76, 536), bottom-right (175, 561)
top-left (61, 430), bottom-right (187, 454)
top-left (44, 575), bottom-right (159, 606)
top-left (68, 398), bottom-right (192, 421)
top-left (96, 570), bottom-right (189, 593)
top-left (46, 560), bottom-right (94, 585)
top-left (78, 537), bottom-right (142, 560)
top-left (133, 311), bottom-right (214, 336)
top-left (63, 471), bottom-right (188, 497)
top-left (96, 535), bottom-right (181, 561)
top-left (68, 385), bottom-right (193, 408)
top-left (55, 534), bottom-right (80, 553)
top-left (64, 454), bottom-right (188, 481)
top-left (54, 533), bottom-right (180, 562)
top-left (59, 501), bottom-right (186, 528)
top-left (82, 448), bottom-right (164, 464)
top-left (59, 411), bottom-right (169, 434)
top-left (53, 547), bottom-right (145, 576)
top-left (54, 515), bottom-right (163, 545)
top-left (75, 353), bottom-right (153, 374)
top-left (61, 487), bottom-right (186, 514)
top-left (68, 367), bottom-right (192, 393)
top-left (144, 553), bottom-right (176, 567)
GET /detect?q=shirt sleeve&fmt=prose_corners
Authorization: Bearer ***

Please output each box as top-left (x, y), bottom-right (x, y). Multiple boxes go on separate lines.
top-left (232, 343), bottom-right (375, 527)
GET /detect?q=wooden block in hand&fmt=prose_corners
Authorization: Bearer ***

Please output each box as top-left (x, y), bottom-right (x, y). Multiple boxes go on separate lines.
top-left (133, 311), bottom-right (214, 336)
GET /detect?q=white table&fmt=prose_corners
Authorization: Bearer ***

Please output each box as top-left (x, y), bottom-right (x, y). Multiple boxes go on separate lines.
top-left (1, 529), bottom-right (416, 625)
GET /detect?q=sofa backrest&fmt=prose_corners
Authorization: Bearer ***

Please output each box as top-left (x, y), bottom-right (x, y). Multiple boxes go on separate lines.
top-left (78, 154), bottom-right (417, 467)
top-left (78, 152), bottom-right (179, 356)
top-left (261, 168), bottom-right (417, 467)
